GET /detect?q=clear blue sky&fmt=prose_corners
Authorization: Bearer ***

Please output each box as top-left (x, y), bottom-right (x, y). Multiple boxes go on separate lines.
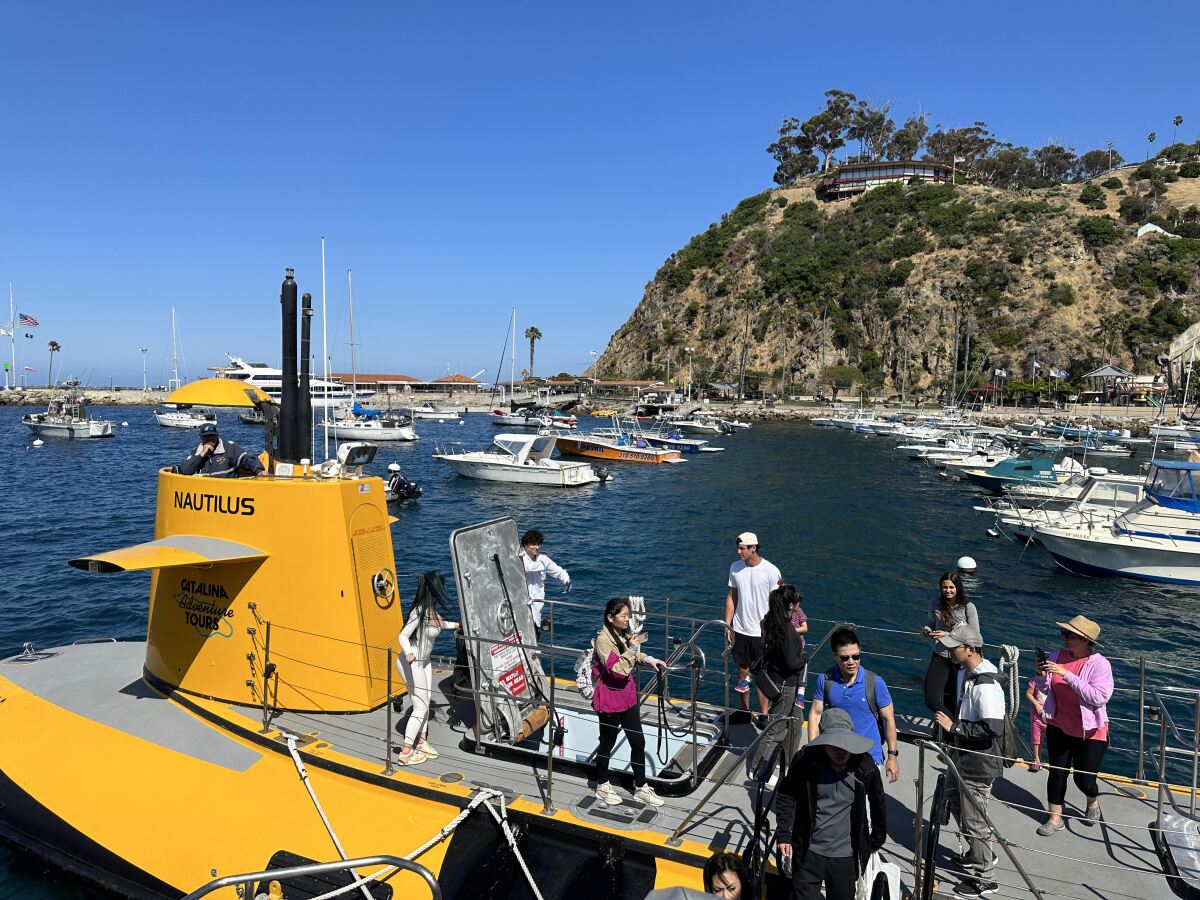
top-left (1, 1), bottom-right (1196, 386)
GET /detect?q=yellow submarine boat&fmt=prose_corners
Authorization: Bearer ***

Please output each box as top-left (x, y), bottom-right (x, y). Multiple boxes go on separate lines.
top-left (0, 272), bottom-right (767, 900)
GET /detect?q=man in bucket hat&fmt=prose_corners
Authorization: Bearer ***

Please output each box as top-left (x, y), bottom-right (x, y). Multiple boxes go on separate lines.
top-left (775, 707), bottom-right (886, 900)
top-left (933, 622), bottom-right (1005, 898)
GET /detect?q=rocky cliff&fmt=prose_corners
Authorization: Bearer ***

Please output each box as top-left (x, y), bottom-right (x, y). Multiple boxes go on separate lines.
top-left (595, 171), bottom-right (1200, 396)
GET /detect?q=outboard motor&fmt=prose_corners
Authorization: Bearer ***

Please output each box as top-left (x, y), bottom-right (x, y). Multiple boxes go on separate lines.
top-left (591, 464), bottom-right (611, 483)
top-left (385, 463), bottom-right (423, 502)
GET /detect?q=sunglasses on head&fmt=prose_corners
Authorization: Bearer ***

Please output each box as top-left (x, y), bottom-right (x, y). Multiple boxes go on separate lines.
top-left (838, 652), bottom-right (862, 662)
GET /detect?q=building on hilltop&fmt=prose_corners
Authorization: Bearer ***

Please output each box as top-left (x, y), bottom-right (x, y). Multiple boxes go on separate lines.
top-left (816, 159), bottom-right (954, 201)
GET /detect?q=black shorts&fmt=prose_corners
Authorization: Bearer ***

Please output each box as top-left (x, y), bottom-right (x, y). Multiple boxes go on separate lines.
top-left (731, 632), bottom-right (764, 671)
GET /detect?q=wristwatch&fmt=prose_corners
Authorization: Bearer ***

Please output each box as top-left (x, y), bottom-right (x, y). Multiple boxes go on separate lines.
top-left (887, 749), bottom-right (899, 757)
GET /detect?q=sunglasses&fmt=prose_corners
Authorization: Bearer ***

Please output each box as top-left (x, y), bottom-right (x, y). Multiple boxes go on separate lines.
top-left (1061, 629), bottom-right (1082, 640)
top-left (838, 653), bottom-right (862, 662)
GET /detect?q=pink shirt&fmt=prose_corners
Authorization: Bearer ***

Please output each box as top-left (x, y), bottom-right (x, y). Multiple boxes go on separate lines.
top-left (1043, 650), bottom-right (1113, 740)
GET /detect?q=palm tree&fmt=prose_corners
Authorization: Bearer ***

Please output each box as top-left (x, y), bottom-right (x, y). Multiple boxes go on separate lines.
top-left (524, 326), bottom-right (542, 379)
top-left (1146, 131), bottom-right (1157, 161)
top-left (1173, 115), bottom-right (1184, 145)
top-left (47, 340), bottom-right (61, 387)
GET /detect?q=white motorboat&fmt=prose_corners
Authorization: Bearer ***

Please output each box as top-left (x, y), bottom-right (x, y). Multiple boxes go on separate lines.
top-left (411, 402), bottom-right (463, 422)
top-left (938, 443), bottom-right (1014, 473)
top-left (671, 412), bottom-right (734, 435)
top-left (212, 355), bottom-right (372, 409)
top-left (154, 406), bottom-right (216, 429)
top-left (22, 389), bottom-right (115, 439)
top-left (977, 469), bottom-right (1144, 541)
top-left (1033, 461), bottom-right (1200, 583)
top-left (435, 433), bottom-right (607, 486)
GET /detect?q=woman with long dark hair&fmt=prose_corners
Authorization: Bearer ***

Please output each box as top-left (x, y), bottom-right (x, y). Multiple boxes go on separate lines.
top-left (922, 571), bottom-right (980, 722)
top-left (591, 597), bottom-right (667, 808)
top-left (756, 585), bottom-right (810, 762)
top-left (396, 575), bottom-right (458, 766)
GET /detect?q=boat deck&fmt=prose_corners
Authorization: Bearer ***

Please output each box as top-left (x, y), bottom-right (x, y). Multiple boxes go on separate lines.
top-left (3, 643), bottom-right (1193, 900)
top-left (268, 663), bottom-right (1191, 900)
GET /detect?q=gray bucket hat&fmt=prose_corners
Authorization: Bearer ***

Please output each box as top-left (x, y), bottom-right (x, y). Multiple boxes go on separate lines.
top-left (807, 707), bottom-right (876, 756)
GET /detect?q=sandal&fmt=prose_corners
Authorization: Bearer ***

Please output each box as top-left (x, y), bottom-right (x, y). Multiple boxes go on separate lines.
top-left (1028, 762), bottom-right (1042, 773)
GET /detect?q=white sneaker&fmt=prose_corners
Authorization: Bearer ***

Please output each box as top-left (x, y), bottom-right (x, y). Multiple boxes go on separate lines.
top-left (634, 784), bottom-right (665, 807)
top-left (595, 781), bottom-right (622, 806)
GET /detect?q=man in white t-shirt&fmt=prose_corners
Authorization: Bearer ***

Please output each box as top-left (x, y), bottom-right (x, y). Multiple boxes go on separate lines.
top-left (725, 531), bottom-right (783, 723)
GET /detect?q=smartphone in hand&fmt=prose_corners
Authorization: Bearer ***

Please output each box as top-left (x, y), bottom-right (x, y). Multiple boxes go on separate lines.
top-left (1036, 647), bottom-right (1048, 669)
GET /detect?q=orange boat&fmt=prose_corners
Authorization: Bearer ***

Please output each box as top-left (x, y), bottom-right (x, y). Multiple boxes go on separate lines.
top-left (555, 434), bottom-right (683, 463)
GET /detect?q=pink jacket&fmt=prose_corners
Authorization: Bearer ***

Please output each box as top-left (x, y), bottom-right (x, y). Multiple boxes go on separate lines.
top-left (1043, 650), bottom-right (1113, 732)
top-left (591, 627), bottom-right (656, 714)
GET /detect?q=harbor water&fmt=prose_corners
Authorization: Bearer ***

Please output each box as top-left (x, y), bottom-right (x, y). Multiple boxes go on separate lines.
top-left (3, 408), bottom-right (1198, 897)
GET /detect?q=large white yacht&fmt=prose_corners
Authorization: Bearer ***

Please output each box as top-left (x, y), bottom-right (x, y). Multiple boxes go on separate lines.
top-left (211, 355), bottom-right (373, 409)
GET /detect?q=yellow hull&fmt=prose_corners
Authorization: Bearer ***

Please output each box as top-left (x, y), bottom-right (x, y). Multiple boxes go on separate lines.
top-left (0, 651), bottom-right (712, 899)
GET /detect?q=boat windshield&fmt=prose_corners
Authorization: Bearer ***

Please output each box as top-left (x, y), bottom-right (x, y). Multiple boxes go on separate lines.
top-left (1146, 465), bottom-right (1200, 512)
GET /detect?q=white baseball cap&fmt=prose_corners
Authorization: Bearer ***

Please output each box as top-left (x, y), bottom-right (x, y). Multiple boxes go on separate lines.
top-left (737, 532), bottom-right (759, 547)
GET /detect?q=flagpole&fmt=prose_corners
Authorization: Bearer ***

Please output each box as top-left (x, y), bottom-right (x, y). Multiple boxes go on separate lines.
top-left (321, 236), bottom-right (330, 462)
top-left (6, 284), bottom-right (13, 390)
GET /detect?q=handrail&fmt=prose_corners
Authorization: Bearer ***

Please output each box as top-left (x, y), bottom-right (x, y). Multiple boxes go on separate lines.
top-left (914, 739), bottom-right (1045, 900)
top-left (179, 855), bottom-right (441, 900)
top-left (1149, 686), bottom-right (1200, 820)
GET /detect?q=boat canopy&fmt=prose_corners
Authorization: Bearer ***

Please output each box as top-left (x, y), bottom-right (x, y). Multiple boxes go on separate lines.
top-left (166, 378), bottom-right (272, 408)
top-left (68, 535), bottom-right (269, 574)
top-left (1146, 461), bottom-right (1200, 513)
top-left (487, 433), bottom-right (557, 463)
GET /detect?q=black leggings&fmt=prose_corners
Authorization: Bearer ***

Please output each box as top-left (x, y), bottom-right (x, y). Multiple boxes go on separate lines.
top-left (595, 706), bottom-right (647, 786)
top-left (924, 653), bottom-right (959, 718)
top-left (1045, 724), bottom-right (1107, 805)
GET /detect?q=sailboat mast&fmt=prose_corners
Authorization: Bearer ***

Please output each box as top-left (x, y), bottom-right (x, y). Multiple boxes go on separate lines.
top-left (348, 269), bottom-right (356, 400)
top-left (510, 308), bottom-right (516, 407)
top-left (169, 307), bottom-right (180, 390)
top-left (7, 284), bottom-right (14, 390)
top-left (321, 236), bottom-right (330, 460)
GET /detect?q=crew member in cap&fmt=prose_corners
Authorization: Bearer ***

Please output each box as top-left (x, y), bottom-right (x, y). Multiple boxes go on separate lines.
top-left (175, 423), bottom-right (264, 478)
top-left (1035, 614), bottom-right (1112, 836)
top-left (775, 707), bottom-right (887, 900)
top-left (724, 531), bottom-right (783, 726)
top-left (933, 623), bottom-right (1004, 898)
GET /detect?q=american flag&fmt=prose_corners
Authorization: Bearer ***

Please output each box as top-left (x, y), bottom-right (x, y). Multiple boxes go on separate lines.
top-left (23, 366), bottom-right (35, 372)
top-left (18, 312), bottom-right (38, 327)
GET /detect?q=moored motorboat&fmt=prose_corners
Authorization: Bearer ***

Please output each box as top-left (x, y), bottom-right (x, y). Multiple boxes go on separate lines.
top-left (555, 432), bottom-right (684, 463)
top-left (410, 401), bottom-right (463, 422)
top-left (21, 387), bottom-right (115, 438)
top-left (435, 432), bottom-right (607, 486)
top-left (154, 405), bottom-right (216, 428)
top-left (960, 450), bottom-right (1084, 494)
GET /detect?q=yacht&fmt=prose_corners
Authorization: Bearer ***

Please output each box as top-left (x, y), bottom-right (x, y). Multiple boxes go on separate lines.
top-left (212, 354), bottom-right (372, 409)
top-left (1034, 460), bottom-right (1200, 583)
top-left (325, 410), bottom-right (417, 442)
top-left (22, 387), bottom-right (115, 439)
top-left (435, 433), bottom-right (607, 486)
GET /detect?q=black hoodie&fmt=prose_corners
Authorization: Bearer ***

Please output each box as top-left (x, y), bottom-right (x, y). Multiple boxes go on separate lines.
top-left (774, 745), bottom-right (887, 877)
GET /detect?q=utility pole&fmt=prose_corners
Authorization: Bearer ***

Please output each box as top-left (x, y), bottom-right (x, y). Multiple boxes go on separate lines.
top-left (1105, 140), bottom-right (1116, 172)
top-left (139, 347), bottom-right (149, 391)
top-left (737, 308), bottom-right (751, 400)
top-left (685, 347), bottom-right (694, 401)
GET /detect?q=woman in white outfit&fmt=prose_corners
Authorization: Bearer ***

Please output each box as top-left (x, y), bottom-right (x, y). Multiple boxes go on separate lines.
top-left (397, 593), bottom-right (458, 765)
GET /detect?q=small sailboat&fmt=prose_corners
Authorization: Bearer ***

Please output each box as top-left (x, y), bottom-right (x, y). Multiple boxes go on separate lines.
top-left (155, 309), bottom-right (216, 428)
top-left (325, 271), bottom-right (418, 442)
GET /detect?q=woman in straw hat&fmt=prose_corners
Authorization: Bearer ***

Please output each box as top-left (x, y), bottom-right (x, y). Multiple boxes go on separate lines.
top-left (1035, 614), bottom-right (1113, 835)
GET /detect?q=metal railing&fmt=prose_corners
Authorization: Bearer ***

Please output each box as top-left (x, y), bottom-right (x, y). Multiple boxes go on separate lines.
top-left (1149, 686), bottom-right (1200, 822)
top-left (180, 854), bottom-right (440, 900)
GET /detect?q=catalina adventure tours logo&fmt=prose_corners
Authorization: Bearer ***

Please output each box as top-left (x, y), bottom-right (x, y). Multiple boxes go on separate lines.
top-left (173, 577), bottom-right (235, 638)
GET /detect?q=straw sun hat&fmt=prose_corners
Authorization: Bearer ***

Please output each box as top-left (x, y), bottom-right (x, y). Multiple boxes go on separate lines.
top-left (1056, 614), bottom-right (1101, 645)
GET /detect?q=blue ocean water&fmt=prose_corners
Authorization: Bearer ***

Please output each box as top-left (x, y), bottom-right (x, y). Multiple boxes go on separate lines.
top-left (2, 407), bottom-right (1198, 897)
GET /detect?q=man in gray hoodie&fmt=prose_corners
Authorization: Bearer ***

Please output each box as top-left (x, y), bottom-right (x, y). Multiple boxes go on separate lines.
top-left (934, 623), bottom-right (1005, 899)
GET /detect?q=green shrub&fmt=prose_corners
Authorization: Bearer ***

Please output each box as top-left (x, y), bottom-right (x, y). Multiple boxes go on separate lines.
top-left (1133, 163), bottom-right (1159, 181)
top-left (1180, 161), bottom-right (1200, 179)
top-left (1048, 281), bottom-right (1076, 306)
top-left (1075, 216), bottom-right (1122, 248)
top-left (1079, 183), bottom-right (1106, 209)
top-left (1102, 177), bottom-right (1122, 190)
top-left (774, 196), bottom-right (788, 208)
top-left (1006, 236), bottom-right (1029, 263)
top-left (1118, 195), bottom-right (1153, 224)
top-left (683, 300), bottom-right (700, 325)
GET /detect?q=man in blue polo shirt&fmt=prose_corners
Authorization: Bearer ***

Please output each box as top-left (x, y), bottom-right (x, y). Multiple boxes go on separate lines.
top-left (807, 625), bottom-right (900, 783)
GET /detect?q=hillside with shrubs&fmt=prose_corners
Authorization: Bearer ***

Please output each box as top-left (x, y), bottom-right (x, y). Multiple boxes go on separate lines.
top-left (595, 93), bottom-right (1200, 398)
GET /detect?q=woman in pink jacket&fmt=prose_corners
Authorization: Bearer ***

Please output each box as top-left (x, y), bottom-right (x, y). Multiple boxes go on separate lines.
top-left (591, 598), bottom-right (667, 809)
top-left (1035, 615), bottom-right (1113, 835)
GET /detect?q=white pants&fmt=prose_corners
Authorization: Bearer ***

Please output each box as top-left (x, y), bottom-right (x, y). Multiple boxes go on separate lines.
top-left (399, 656), bottom-right (433, 747)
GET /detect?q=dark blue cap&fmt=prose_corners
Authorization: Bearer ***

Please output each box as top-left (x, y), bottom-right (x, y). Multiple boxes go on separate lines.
top-left (199, 423), bottom-right (218, 436)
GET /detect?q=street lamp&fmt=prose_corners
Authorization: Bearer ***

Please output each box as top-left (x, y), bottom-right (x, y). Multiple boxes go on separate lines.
top-left (684, 347), bottom-right (695, 401)
top-left (139, 347), bottom-right (149, 391)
